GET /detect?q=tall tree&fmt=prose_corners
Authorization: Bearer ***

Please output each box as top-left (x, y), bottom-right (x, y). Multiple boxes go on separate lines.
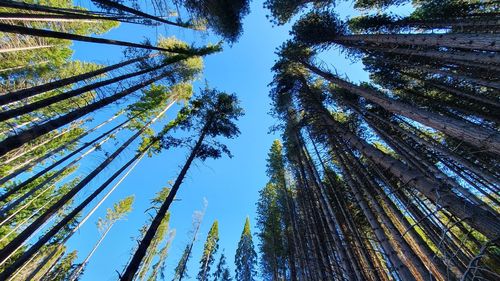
top-left (121, 89), bottom-right (243, 280)
top-left (69, 196), bottom-right (134, 280)
top-left (213, 251), bottom-right (232, 281)
top-left (234, 217), bottom-right (257, 281)
top-left (197, 221), bottom-right (219, 281)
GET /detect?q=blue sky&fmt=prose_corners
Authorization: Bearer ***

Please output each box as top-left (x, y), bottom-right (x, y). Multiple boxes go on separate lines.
top-left (60, 1), bottom-right (371, 280)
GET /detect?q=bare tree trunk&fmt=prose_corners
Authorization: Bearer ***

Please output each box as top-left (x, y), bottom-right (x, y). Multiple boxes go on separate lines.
top-left (0, 54), bottom-right (155, 106)
top-left (0, 103), bottom-right (172, 276)
top-left (0, 69), bottom-right (173, 157)
top-left (301, 61), bottom-right (500, 155)
top-left (335, 33), bottom-right (500, 51)
top-left (0, 61), bottom-right (172, 122)
top-left (0, 45), bottom-right (56, 54)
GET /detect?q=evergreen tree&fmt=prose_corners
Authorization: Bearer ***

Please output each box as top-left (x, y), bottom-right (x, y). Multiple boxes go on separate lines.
top-left (173, 203), bottom-right (207, 281)
top-left (197, 221), bottom-right (219, 281)
top-left (234, 217), bottom-right (257, 281)
top-left (213, 251), bottom-right (232, 281)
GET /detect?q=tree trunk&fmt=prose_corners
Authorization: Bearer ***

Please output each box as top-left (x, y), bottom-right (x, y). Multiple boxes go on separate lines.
top-left (331, 142), bottom-right (417, 281)
top-left (0, 54), bottom-right (155, 106)
top-left (92, 0), bottom-right (191, 28)
top-left (335, 33), bottom-right (500, 51)
top-left (0, 23), bottom-right (202, 54)
top-left (120, 119), bottom-right (211, 280)
top-left (0, 61), bottom-right (171, 122)
top-left (0, 45), bottom-right (56, 54)
top-left (362, 45), bottom-right (500, 66)
top-left (0, 103), bottom-right (171, 276)
top-left (69, 224), bottom-right (114, 281)
top-left (0, 113), bottom-right (121, 185)
top-left (0, 69), bottom-right (173, 157)
top-left (0, 115), bottom-right (129, 202)
top-left (318, 105), bottom-right (500, 244)
top-left (301, 61), bottom-right (500, 155)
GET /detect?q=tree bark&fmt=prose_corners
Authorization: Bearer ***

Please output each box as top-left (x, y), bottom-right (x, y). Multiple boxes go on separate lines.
top-left (0, 54), bottom-right (155, 106)
top-left (120, 118), bottom-right (211, 280)
top-left (335, 33), bottom-right (500, 52)
top-left (0, 61), bottom-right (171, 122)
top-left (302, 61), bottom-right (500, 155)
top-left (0, 103), bottom-right (171, 278)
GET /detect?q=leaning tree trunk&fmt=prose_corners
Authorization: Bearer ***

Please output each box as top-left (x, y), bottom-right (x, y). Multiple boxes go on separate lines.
top-left (0, 44), bottom-right (56, 54)
top-left (0, 23), bottom-right (201, 54)
top-left (0, 54), bottom-right (156, 106)
top-left (0, 61), bottom-right (173, 122)
top-left (92, 0), bottom-right (191, 28)
top-left (120, 119), bottom-right (212, 280)
top-left (0, 103), bottom-right (172, 276)
top-left (330, 143), bottom-right (417, 281)
top-left (362, 45), bottom-right (500, 66)
top-left (68, 224), bottom-right (114, 281)
top-left (0, 68), bottom-right (176, 157)
top-left (310, 98), bottom-right (500, 244)
top-left (334, 33), bottom-right (500, 52)
top-left (0, 115), bottom-right (130, 202)
top-left (0, 112), bottom-right (121, 185)
top-left (301, 61), bottom-right (500, 155)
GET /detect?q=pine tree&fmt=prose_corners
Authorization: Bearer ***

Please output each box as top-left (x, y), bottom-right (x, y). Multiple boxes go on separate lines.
top-left (234, 217), bottom-right (257, 281)
top-left (121, 89), bottom-right (243, 280)
top-left (213, 251), bottom-right (232, 281)
top-left (197, 221), bottom-right (219, 281)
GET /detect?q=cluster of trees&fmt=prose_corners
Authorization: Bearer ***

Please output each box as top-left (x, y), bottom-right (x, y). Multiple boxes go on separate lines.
top-left (171, 216), bottom-right (258, 281)
top-left (0, 0), bottom-right (251, 279)
top-left (256, 0), bottom-right (499, 280)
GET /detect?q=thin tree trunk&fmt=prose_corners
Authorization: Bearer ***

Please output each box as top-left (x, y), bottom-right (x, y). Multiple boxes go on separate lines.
top-left (0, 45), bottom-right (56, 54)
top-left (0, 112), bottom-right (121, 185)
top-left (92, 0), bottom-right (192, 28)
top-left (335, 33), bottom-right (500, 51)
top-left (0, 61), bottom-right (172, 122)
top-left (0, 54), bottom-right (156, 106)
top-left (0, 67), bottom-right (175, 157)
top-left (0, 23), bottom-right (204, 55)
top-left (0, 103), bottom-right (172, 275)
top-left (69, 224), bottom-right (114, 281)
top-left (362, 45), bottom-right (500, 66)
top-left (320, 105), bottom-right (500, 243)
top-left (301, 61), bottom-right (500, 155)
top-left (120, 118), bottom-right (212, 280)
top-left (0, 115), bottom-right (130, 202)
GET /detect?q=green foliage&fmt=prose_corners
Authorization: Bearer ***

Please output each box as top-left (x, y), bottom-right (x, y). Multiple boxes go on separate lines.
top-left (234, 217), bottom-right (257, 281)
top-left (256, 183), bottom-right (286, 280)
top-left (163, 88), bottom-right (244, 160)
top-left (292, 11), bottom-right (345, 47)
top-left (348, 14), bottom-right (397, 33)
top-left (264, 0), bottom-right (335, 25)
top-left (197, 221), bottom-right (219, 280)
top-left (213, 251), bottom-right (232, 281)
top-left (179, 0), bottom-right (251, 42)
top-left (97, 196), bottom-right (134, 232)
top-left (410, 0), bottom-right (485, 20)
top-left (354, 0), bottom-right (408, 10)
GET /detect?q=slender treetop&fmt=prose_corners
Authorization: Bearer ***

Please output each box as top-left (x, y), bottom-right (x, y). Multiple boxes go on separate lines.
top-left (234, 217), bottom-right (257, 281)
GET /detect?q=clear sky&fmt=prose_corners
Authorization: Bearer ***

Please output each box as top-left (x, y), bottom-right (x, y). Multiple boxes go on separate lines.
top-left (61, 1), bottom-right (371, 280)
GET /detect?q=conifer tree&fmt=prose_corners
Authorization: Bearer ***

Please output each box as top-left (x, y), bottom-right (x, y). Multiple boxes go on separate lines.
top-left (234, 217), bottom-right (257, 281)
top-left (197, 221), bottom-right (219, 281)
top-left (213, 251), bottom-right (232, 281)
